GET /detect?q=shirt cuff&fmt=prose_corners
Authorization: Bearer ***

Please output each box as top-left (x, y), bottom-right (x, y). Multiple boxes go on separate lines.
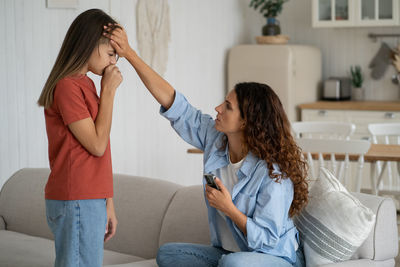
top-left (159, 91), bottom-right (188, 121)
top-left (246, 217), bottom-right (278, 250)
top-left (63, 112), bottom-right (91, 126)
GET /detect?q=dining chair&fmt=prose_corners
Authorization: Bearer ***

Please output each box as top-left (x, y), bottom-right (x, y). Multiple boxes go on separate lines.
top-left (367, 122), bottom-right (400, 196)
top-left (296, 138), bottom-right (371, 192)
top-left (292, 121), bottom-right (357, 188)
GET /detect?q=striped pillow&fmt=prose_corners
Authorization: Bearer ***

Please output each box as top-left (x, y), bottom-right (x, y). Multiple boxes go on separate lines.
top-left (294, 167), bottom-right (375, 267)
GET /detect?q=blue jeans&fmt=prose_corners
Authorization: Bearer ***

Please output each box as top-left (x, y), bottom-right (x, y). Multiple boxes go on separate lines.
top-left (156, 243), bottom-right (306, 267)
top-left (45, 199), bottom-right (107, 267)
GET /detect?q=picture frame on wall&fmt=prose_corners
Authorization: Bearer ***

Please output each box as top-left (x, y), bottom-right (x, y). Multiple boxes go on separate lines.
top-left (46, 0), bottom-right (78, 9)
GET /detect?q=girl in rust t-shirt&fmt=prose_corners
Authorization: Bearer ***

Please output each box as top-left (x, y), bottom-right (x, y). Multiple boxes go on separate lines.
top-left (37, 9), bottom-right (122, 267)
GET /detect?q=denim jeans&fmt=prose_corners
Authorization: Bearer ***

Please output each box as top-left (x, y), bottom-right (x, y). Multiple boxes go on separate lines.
top-left (156, 243), bottom-right (306, 267)
top-left (45, 199), bottom-right (107, 267)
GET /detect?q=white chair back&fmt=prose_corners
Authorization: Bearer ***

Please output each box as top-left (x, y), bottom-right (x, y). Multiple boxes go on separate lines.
top-left (292, 121), bottom-right (355, 140)
top-left (296, 138), bottom-right (371, 192)
top-left (292, 121), bottom-right (357, 189)
top-left (367, 123), bottom-right (400, 195)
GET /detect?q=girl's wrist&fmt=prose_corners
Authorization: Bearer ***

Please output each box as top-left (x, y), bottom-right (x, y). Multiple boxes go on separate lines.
top-left (101, 87), bottom-right (117, 97)
top-left (106, 198), bottom-right (114, 207)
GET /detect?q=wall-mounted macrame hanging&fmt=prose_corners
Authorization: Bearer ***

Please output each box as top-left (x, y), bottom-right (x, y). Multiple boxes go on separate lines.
top-left (137, 0), bottom-right (170, 76)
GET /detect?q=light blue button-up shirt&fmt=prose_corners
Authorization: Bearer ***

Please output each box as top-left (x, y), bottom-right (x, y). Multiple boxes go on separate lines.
top-left (160, 91), bottom-right (298, 264)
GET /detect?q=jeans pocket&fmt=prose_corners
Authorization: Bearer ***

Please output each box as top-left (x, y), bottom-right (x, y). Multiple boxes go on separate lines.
top-left (45, 200), bottom-right (66, 224)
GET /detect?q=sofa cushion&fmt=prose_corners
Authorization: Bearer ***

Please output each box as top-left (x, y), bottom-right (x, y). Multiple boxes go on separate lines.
top-left (0, 215), bottom-right (5, 230)
top-left (0, 230), bottom-right (55, 267)
top-left (294, 167), bottom-right (376, 267)
top-left (104, 173), bottom-right (182, 259)
top-left (0, 230), bottom-right (141, 267)
top-left (104, 250), bottom-right (145, 265)
top-left (104, 259), bottom-right (157, 267)
top-left (0, 168), bottom-right (53, 240)
top-left (158, 185), bottom-right (210, 246)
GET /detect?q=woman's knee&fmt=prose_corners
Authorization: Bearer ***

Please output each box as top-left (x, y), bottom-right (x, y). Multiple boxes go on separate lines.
top-left (156, 243), bottom-right (175, 263)
top-left (156, 243), bottom-right (187, 266)
top-left (219, 252), bottom-right (292, 267)
top-left (158, 243), bottom-right (176, 253)
top-left (218, 253), bottom-right (244, 267)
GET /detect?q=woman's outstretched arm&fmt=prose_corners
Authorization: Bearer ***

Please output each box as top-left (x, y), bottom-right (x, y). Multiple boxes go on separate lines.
top-left (104, 25), bottom-right (175, 110)
top-left (104, 24), bottom-right (217, 152)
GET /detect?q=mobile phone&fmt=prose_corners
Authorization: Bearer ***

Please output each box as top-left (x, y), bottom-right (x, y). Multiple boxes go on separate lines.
top-left (204, 174), bottom-right (220, 190)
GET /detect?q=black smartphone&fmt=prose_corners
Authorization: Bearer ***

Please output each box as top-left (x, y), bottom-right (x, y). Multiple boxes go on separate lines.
top-left (204, 174), bottom-right (220, 190)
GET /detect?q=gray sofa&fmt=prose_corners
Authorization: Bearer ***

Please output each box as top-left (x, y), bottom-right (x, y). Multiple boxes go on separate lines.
top-left (0, 168), bottom-right (398, 267)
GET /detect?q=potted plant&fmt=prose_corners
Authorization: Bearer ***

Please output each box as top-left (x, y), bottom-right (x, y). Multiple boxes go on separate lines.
top-left (249, 0), bottom-right (289, 36)
top-left (350, 65), bottom-right (364, 101)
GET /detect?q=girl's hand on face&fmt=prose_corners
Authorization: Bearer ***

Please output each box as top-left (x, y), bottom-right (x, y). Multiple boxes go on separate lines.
top-left (103, 24), bottom-right (132, 58)
top-left (101, 65), bottom-right (123, 94)
top-left (205, 178), bottom-right (235, 215)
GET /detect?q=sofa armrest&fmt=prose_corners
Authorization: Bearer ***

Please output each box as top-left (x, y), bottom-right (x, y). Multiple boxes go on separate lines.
top-left (351, 193), bottom-right (398, 261)
top-left (0, 215), bottom-right (5, 230)
top-left (371, 197), bottom-right (398, 260)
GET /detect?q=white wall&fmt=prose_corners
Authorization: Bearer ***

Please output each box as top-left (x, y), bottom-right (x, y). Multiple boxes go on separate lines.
top-left (108, 0), bottom-right (246, 185)
top-left (0, 0), bottom-right (247, 188)
top-left (1, 0), bottom-right (399, 189)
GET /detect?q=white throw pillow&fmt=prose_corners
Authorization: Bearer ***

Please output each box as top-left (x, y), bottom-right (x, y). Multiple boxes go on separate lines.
top-left (294, 167), bottom-right (376, 267)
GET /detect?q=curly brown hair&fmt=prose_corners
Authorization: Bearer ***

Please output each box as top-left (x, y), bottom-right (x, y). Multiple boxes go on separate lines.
top-left (223, 82), bottom-right (308, 217)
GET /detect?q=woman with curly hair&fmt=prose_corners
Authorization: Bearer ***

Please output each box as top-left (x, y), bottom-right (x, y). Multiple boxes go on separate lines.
top-left (104, 25), bottom-right (308, 267)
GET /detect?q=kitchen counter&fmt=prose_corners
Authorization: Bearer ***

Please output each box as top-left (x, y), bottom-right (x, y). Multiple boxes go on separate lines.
top-left (298, 101), bottom-right (400, 111)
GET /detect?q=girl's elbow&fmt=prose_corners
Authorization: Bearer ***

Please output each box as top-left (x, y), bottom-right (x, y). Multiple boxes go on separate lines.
top-left (90, 143), bottom-right (106, 157)
top-left (92, 149), bottom-right (105, 157)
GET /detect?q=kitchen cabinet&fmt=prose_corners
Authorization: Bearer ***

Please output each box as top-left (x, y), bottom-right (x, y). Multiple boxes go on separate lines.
top-left (312, 0), bottom-right (399, 28)
top-left (312, 0), bottom-right (355, 28)
top-left (357, 0), bottom-right (399, 26)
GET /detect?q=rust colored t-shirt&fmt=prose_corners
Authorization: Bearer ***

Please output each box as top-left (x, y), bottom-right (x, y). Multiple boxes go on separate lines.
top-left (44, 74), bottom-right (113, 200)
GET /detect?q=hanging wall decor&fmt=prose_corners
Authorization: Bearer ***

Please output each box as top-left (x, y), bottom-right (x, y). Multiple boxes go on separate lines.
top-left (137, 0), bottom-right (171, 76)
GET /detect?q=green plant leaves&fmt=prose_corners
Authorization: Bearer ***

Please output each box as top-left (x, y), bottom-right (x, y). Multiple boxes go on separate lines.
top-left (350, 65), bottom-right (364, 88)
top-left (249, 0), bottom-right (289, 18)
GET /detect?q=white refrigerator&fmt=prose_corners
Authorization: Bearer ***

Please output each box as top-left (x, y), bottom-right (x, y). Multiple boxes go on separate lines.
top-left (227, 45), bottom-right (322, 122)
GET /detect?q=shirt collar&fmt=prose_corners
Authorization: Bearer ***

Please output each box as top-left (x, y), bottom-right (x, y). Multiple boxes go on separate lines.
top-left (234, 152), bottom-right (259, 181)
top-left (215, 143), bottom-right (260, 180)
top-left (215, 141), bottom-right (229, 158)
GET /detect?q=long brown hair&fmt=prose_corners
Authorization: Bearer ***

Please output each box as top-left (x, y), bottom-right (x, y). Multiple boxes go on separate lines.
top-left (223, 82), bottom-right (308, 217)
top-left (37, 9), bottom-right (119, 108)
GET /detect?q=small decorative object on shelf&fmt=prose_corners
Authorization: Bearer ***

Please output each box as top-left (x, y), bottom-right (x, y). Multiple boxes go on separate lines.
top-left (256, 35), bottom-right (289, 44)
top-left (350, 65), bottom-right (364, 101)
top-left (250, 0), bottom-right (289, 35)
top-left (249, 0), bottom-right (289, 44)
